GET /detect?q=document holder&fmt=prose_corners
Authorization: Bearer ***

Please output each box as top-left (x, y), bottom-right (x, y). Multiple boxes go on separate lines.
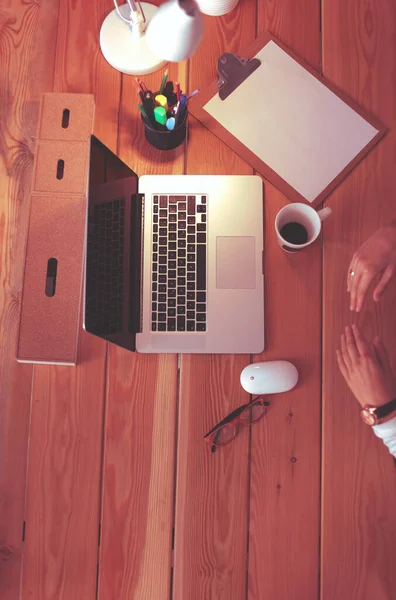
top-left (189, 31), bottom-right (386, 207)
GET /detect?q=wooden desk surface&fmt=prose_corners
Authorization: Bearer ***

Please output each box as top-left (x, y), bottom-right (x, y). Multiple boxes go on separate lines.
top-left (1, 1), bottom-right (396, 599)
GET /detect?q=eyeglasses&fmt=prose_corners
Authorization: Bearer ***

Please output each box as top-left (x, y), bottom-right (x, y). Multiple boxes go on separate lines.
top-left (204, 397), bottom-right (270, 452)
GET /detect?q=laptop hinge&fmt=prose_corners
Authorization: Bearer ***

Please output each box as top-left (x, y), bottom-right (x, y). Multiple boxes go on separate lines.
top-left (129, 193), bottom-right (144, 336)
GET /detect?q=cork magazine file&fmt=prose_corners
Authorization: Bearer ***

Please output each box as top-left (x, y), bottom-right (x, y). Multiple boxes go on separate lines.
top-left (17, 93), bottom-right (95, 365)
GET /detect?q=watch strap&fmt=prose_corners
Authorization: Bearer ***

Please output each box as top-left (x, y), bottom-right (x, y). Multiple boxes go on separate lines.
top-left (374, 398), bottom-right (396, 420)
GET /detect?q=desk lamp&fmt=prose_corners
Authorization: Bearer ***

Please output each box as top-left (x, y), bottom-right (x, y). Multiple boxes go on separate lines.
top-left (100, 0), bottom-right (203, 75)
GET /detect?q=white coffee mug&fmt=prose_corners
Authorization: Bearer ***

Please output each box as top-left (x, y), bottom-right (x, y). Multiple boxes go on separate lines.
top-left (275, 203), bottom-right (332, 253)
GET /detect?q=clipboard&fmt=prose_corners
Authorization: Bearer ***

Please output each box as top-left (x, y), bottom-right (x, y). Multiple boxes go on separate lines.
top-left (189, 31), bottom-right (386, 206)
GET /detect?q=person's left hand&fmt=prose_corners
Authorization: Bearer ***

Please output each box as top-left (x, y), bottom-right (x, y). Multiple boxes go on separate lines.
top-left (336, 325), bottom-right (396, 407)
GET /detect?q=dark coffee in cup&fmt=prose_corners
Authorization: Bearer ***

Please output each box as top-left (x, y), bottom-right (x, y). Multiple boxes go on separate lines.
top-left (280, 222), bottom-right (308, 245)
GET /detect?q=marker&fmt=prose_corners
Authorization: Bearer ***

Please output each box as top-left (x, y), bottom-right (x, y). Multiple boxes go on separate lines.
top-left (155, 94), bottom-right (168, 111)
top-left (159, 68), bottom-right (168, 94)
top-left (163, 80), bottom-right (174, 100)
top-left (143, 90), bottom-right (154, 103)
top-left (186, 88), bottom-right (200, 100)
top-left (166, 117), bottom-right (176, 131)
top-left (154, 106), bottom-right (167, 126)
top-left (143, 93), bottom-right (155, 124)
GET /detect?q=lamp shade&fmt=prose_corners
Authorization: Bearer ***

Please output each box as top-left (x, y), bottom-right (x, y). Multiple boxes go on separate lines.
top-left (146, 0), bottom-right (203, 62)
top-left (100, 2), bottom-right (167, 75)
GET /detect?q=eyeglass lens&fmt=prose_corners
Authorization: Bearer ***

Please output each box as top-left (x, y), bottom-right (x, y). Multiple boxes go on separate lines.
top-left (211, 422), bottom-right (235, 446)
top-left (210, 400), bottom-right (267, 446)
top-left (240, 400), bottom-right (266, 424)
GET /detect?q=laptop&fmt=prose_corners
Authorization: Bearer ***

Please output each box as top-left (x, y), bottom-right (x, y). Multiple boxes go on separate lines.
top-left (84, 136), bottom-right (264, 353)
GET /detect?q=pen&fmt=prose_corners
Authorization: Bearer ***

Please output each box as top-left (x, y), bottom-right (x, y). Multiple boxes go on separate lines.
top-left (177, 94), bottom-right (187, 124)
top-left (137, 78), bottom-right (148, 93)
top-left (159, 68), bottom-right (168, 95)
top-left (135, 78), bottom-right (144, 94)
top-left (173, 100), bottom-right (180, 116)
top-left (186, 89), bottom-right (200, 100)
top-left (134, 78), bottom-right (143, 94)
top-left (138, 103), bottom-right (152, 127)
top-left (175, 81), bottom-right (181, 102)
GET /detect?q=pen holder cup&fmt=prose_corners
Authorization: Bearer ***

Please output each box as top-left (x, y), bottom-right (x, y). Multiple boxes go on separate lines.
top-left (142, 109), bottom-right (188, 151)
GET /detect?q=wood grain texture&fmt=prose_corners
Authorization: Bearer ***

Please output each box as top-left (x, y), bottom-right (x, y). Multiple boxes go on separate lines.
top-left (4, 0), bottom-right (396, 598)
top-left (247, 3), bottom-right (322, 599)
top-left (173, 4), bottom-right (256, 599)
top-left (21, 1), bottom-right (120, 598)
top-left (22, 337), bottom-right (107, 600)
top-left (99, 352), bottom-right (178, 600)
top-left (0, 1), bottom-right (59, 598)
top-left (259, 0), bottom-right (321, 69)
top-left (321, 1), bottom-right (396, 599)
top-left (98, 57), bottom-right (182, 599)
top-left (174, 355), bottom-right (252, 600)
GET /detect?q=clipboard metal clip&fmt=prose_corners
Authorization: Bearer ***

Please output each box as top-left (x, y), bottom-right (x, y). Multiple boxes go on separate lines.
top-left (216, 53), bottom-right (261, 100)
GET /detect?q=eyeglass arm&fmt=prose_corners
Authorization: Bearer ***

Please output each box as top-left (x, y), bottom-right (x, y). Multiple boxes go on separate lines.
top-left (204, 404), bottom-right (248, 438)
top-left (204, 397), bottom-right (269, 439)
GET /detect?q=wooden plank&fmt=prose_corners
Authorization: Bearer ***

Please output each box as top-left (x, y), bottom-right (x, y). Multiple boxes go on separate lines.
top-left (98, 352), bottom-right (178, 600)
top-left (21, 1), bottom-right (120, 598)
top-left (247, 3), bottom-right (322, 599)
top-left (173, 4), bottom-right (257, 598)
top-left (97, 60), bottom-right (183, 599)
top-left (321, 1), bottom-right (396, 598)
top-left (0, 1), bottom-right (59, 598)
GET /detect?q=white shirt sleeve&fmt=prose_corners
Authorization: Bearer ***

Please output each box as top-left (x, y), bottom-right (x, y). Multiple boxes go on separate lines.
top-left (372, 415), bottom-right (396, 458)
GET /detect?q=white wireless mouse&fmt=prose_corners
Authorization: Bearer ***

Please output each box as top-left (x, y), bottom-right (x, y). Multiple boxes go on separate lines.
top-left (240, 361), bottom-right (299, 395)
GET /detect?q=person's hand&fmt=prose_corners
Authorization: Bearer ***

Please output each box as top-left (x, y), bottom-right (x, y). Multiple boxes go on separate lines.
top-left (336, 325), bottom-right (396, 407)
top-left (348, 222), bottom-right (396, 312)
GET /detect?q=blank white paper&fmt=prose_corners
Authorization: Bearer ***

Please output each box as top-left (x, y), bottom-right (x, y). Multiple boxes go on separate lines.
top-left (204, 41), bottom-right (379, 202)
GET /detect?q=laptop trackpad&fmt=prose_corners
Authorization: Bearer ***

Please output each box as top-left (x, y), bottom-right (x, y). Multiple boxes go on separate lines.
top-left (216, 236), bottom-right (256, 289)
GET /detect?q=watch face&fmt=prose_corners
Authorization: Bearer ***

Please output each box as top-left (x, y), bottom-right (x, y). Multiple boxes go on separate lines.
top-left (361, 408), bottom-right (377, 426)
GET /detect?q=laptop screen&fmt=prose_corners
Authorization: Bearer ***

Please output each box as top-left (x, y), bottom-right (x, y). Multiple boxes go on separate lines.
top-left (84, 136), bottom-right (140, 351)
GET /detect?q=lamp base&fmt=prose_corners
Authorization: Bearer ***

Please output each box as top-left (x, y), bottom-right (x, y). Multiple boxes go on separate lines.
top-left (100, 3), bottom-right (167, 76)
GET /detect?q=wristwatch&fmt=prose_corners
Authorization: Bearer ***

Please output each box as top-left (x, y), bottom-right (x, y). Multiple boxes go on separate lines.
top-left (361, 398), bottom-right (396, 426)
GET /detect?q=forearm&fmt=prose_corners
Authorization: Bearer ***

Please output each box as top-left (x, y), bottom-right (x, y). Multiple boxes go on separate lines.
top-left (373, 416), bottom-right (396, 458)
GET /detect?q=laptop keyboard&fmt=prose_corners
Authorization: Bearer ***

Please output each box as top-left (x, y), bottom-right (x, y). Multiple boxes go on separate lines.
top-left (151, 194), bottom-right (207, 332)
top-left (86, 199), bottom-right (125, 336)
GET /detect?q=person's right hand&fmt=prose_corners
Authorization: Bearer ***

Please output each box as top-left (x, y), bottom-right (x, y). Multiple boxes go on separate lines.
top-left (348, 221), bottom-right (396, 312)
top-left (336, 325), bottom-right (396, 408)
